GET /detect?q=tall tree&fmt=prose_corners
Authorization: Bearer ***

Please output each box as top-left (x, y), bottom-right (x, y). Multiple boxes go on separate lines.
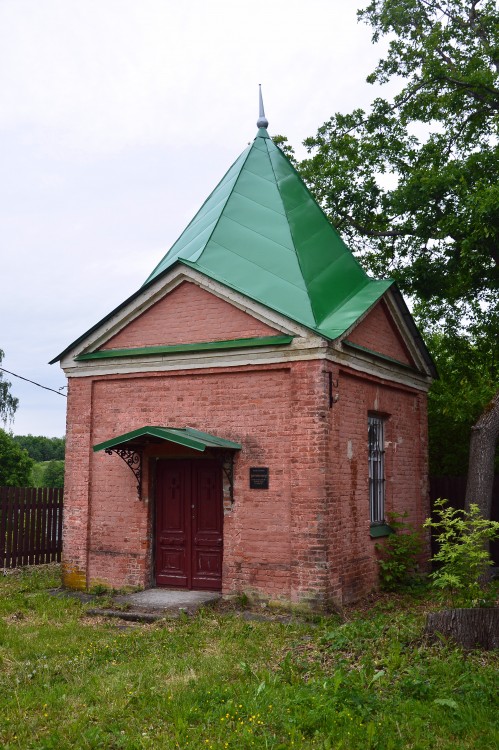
top-left (297, 0), bottom-right (499, 517)
top-left (0, 349), bottom-right (18, 425)
top-left (0, 429), bottom-right (33, 486)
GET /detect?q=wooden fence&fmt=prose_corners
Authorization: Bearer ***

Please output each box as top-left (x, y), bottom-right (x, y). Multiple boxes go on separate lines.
top-left (429, 474), bottom-right (499, 564)
top-left (0, 486), bottom-right (63, 568)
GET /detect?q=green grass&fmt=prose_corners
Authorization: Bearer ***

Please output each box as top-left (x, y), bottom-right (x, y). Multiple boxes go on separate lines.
top-left (0, 566), bottom-right (497, 749)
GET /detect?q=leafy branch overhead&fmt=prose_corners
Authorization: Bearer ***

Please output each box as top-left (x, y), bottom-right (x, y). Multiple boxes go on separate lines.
top-left (297, 0), bottom-right (498, 334)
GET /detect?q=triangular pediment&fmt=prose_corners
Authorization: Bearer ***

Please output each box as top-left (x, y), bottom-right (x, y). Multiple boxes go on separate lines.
top-left (346, 299), bottom-right (416, 367)
top-left (54, 265), bottom-right (317, 370)
top-left (99, 281), bottom-right (281, 351)
top-left (339, 289), bottom-right (438, 377)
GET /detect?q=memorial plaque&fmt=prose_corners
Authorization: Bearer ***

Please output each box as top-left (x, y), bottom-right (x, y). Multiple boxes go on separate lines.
top-left (249, 467), bottom-right (269, 489)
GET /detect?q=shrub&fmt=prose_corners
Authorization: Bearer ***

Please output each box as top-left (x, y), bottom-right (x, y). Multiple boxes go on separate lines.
top-left (376, 513), bottom-right (423, 591)
top-left (424, 499), bottom-right (499, 608)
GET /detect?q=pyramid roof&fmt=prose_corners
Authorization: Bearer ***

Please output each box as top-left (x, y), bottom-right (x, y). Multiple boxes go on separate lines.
top-left (143, 127), bottom-right (392, 340)
top-left (53, 112), bottom-right (437, 370)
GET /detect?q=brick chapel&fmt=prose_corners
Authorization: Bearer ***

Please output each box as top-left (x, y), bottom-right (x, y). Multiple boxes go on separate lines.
top-left (52, 98), bottom-right (436, 607)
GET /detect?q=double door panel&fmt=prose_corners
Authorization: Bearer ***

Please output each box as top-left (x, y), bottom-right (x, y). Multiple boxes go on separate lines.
top-left (155, 460), bottom-right (222, 590)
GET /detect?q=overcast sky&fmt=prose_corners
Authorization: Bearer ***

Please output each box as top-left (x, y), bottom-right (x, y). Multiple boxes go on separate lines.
top-left (0, 0), bottom-right (391, 438)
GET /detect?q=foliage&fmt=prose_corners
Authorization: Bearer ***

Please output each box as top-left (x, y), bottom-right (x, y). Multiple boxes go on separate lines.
top-left (41, 459), bottom-right (65, 488)
top-left (12, 434), bottom-right (65, 462)
top-left (424, 498), bottom-right (499, 607)
top-left (0, 566), bottom-right (498, 749)
top-left (298, 0), bottom-right (499, 337)
top-left (272, 134), bottom-right (299, 166)
top-left (30, 460), bottom-right (65, 488)
top-left (376, 512), bottom-right (424, 590)
top-left (0, 428), bottom-right (33, 486)
top-left (427, 330), bottom-right (499, 474)
top-left (0, 349), bottom-right (18, 426)
top-left (29, 462), bottom-right (45, 488)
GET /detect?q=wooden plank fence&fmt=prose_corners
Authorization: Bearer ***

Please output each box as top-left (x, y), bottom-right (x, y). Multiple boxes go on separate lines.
top-left (0, 486), bottom-right (63, 568)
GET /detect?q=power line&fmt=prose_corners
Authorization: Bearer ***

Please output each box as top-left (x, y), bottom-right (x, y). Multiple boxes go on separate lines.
top-left (0, 367), bottom-right (67, 398)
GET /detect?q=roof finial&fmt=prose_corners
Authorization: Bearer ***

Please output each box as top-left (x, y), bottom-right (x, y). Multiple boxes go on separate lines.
top-left (257, 84), bottom-right (269, 129)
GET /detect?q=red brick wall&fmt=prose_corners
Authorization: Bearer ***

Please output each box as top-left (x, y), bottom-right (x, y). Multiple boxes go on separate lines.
top-left (347, 300), bottom-right (415, 367)
top-left (101, 281), bottom-right (279, 350)
top-left (328, 366), bottom-right (430, 603)
top-left (62, 293), bottom-right (429, 606)
top-left (62, 359), bottom-right (335, 605)
top-left (62, 377), bottom-right (93, 590)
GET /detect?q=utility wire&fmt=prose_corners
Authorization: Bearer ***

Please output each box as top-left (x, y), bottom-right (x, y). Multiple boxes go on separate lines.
top-left (0, 367), bottom-right (67, 398)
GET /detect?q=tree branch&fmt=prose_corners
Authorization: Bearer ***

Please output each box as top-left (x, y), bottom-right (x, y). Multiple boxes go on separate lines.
top-left (310, 80), bottom-right (429, 146)
top-left (468, 1), bottom-right (499, 74)
top-left (334, 208), bottom-right (408, 238)
top-left (436, 75), bottom-right (499, 109)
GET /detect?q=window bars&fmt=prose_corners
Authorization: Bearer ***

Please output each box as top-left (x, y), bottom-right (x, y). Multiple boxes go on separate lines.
top-left (368, 415), bottom-right (385, 525)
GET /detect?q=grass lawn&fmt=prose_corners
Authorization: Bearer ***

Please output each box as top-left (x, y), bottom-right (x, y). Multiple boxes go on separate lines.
top-left (0, 566), bottom-right (497, 749)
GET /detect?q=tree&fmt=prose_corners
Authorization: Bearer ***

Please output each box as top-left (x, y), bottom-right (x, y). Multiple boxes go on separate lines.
top-left (427, 331), bottom-right (498, 475)
top-left (465, 390), bottom-right (499, 519)
top-left (42, 460), bottom-right (65, 489)
top-left (0, 349), bottom-right (18, 425)
top-left (13, 435), bottom-right (65, 462)
top-left (0, 428), bottom-right (33, 486)
top-left (296, 0), bottom-right (499, 518)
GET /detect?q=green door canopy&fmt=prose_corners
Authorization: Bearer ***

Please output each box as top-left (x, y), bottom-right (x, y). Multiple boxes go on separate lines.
top-left (93, 426), bottom-right (242, 454)
top-left (143, 127), bottom-right (392, 341)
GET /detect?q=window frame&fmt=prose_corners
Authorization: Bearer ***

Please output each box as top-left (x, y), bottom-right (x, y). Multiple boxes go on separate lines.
top-left (368, 414), bottom-right (386, 526)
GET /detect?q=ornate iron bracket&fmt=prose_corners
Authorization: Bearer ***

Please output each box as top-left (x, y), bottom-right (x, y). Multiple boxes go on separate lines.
top-left (105, 447), bottom-right (142, 500)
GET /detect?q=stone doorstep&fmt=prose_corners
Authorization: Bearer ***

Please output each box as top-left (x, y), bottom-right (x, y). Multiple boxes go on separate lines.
top-left (86, 608), bottom-right (171, 623)
top-left (54, 588), bottom-right (323, 624)
top-left (86, 589), bottom-right (222, 622)
top-left (117, 589), bottom-right (221, 610)
top-left (50, 587), bottom-right (221, 622)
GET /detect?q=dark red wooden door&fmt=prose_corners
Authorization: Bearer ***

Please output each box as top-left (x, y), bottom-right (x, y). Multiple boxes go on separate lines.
top-left (155, 460), bottom-right (223, 590)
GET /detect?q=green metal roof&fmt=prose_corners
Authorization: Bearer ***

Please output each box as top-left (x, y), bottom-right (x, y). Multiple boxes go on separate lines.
top-left (51, 121), bottom-right (437, 371)
top-left (144, 127), bottom-right (393, 340)
top-left (93, 426), bottom-right (242, 453)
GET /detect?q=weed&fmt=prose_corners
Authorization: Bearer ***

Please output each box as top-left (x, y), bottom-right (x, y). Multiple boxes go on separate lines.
top-left (89, 583), bottom-right (110, 596)
top-left (236, 591), bottom-right (250, 608)
top-left (376, 512), bottom-right (423, 591)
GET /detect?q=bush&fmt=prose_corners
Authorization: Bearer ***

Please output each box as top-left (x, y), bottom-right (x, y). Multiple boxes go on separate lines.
top-left (376, 513), bottom-right (423, 591)
top-left (424, 499), bottom-right (499, 608)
